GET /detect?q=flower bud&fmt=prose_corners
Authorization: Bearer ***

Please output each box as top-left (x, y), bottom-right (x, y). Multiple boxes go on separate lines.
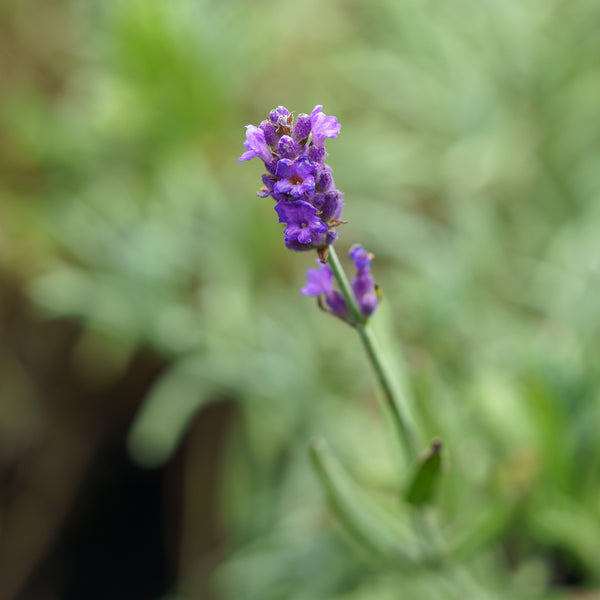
top-left (308, 144), bottom-right (327, 163)
top-left (350, 245), bottom-right (379, 318)
top-left (292, 113), bottom-right (311, 142)
top-left (315, 165), bottom-right (333, 192)
top-left (260, 120), bottom-right (279, 147)
top-left (269, 105), bottom-right (290, 123)
top-left (277, 135), bottom-right (299, 160)
top-left (320, 190), bottom-right (344, 221)
top-left (325, 230), bottom-right (338, 245)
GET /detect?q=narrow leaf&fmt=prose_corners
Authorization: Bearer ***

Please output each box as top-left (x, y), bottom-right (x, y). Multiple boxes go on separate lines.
top-left (405, 438), bottom-right (443, 506)
top-left (127, 355), bottom-right (214, 468)
top-left (310, 437), bottom-right (418, 564)
top-left (448, 501), bottom-right (515, 559)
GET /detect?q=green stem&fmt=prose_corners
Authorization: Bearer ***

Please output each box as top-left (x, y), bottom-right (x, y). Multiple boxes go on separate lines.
top-left (325, 247), bottom-right (484, 596)
top-left (327, 245), bottom-right (418, 462)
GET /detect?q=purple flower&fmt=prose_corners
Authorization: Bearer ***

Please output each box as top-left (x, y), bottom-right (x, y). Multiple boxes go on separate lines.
top-left (283, 231), bottom-right (336, 251)
top-left (274, 156), bottom-right (317, 199)
top-left (349, 244), bottom-right (373, 272)
top-left (301, 261), bottom-right (348, 320)
top-left (308, 145), bottom-right (327, 164)
top-left (274, 200), bottom-right (328, 247)
top-left (310, 105), bottom-right (341, 147)
top-left (320, 190), bottom-right (344, 221)
top-left (349, 245), bottom-right (379, 317)
top-left (325, 230), bottom-right (338, 245)
top-left (239, 104), bottom-right (344, 249)
top-left (238, 125), bottom-right (273, 165)
top-left (301, 261), bottom-right (335, 296)
top-left (277, 135), bottom-right (300, 160)
top-left (257, 174), bottom-right (276, 198)
top-left (301, 248), bottom-right (379, 322)
top-left (259, 120), bottom-right (279, 147)
top-left (292, 113), bottom-right (311, 142)
top-left (270, 105), bottom-right (290, 123)
top-left (315, 165), bottom-right (334, 192)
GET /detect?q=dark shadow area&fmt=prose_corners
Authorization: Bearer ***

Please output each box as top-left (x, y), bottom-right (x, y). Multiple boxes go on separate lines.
top-left (18, 446), bottom-right (173, 600)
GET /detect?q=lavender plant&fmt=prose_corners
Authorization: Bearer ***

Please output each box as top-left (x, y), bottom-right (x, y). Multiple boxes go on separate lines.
top-left (238, 105), bottom-right (343, 252)
top-left (239, 105), bottom-right (415, 443)
top-left (239, 105), bottom-right (448, 565)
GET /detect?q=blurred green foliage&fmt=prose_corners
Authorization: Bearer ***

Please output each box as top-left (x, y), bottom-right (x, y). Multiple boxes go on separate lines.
top-left (2, 0), bottom-right (600, 598)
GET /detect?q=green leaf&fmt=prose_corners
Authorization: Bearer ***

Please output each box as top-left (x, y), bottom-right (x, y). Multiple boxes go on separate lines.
top-left (127, 354), bottom-right (215, 468)
top-left (310, 437), bottom-right (419, 564)
top-left (405, 439), bottom-right (443, 506)
top-left (448, 501), bottom-right (515, 559)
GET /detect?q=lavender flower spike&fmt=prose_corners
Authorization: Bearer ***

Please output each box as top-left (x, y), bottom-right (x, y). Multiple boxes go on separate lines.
top-left (239, 104), bottom-right (344, 251)
top-left (349, 244), bottom-right (379, 317)
top-left (301, 261), bottom-right (348, 320)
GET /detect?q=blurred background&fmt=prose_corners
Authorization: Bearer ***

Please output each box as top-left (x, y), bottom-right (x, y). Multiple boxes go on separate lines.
top-left (1, 0), bottom-right (599, 598)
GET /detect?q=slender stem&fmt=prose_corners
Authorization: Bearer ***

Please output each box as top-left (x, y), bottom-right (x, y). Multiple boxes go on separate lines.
top-left (327, 245), bottom-right (418, 461)
top-left (357, 324), bottom-right (417, 461)
top-left (326, 247), bottom-right (485, 593)
top-left (326, 248), bottom-right (484, 595)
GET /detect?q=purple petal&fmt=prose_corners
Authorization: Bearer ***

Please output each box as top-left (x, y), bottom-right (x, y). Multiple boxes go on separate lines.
top-left (320, 189), bottom-right (344, 221)
top-left (325, 290), bottom-right (348, 320)
top-left (325, 230), bottom-right (338, 245)
top-left (300, 261), bottom-right (348, 319)
top-left (275, 157), bottom-right (316, 198)
top-left (274, 179), bottom-right (294, 195)
top-left (308, 145), bottom-right (326, 163)
top-left (278, 135), bottom-right (299, 159)
top-left (274, 199), bottom-right (317, 225)
top-left (294, 155), bottom-right (318, 178)
top-left (311, 193), bottom-right (325, 211)
top-left (238, 149), bottom-right (256, 163)
top-left (275, 158), bottom-right (294, 179)
top-left (283, 224), bottom-right (302, 239)
top-left (301, 281), bottom-right (324, 296)
top-left (311, 105), bottom-right (324, 119)
top-left (238, 125), bottom-right (272, 164)
top-left (359, 294), bottom-right (378, 317)
top-left (300, 262), bottom-right (334, 296)
top-left (352, 274), bottom-right (374, 300)
top-left (274, 200), bottom-right (328, 247)
top-left (297, 228), bottom-right (313, 243)
top-left (349, 244), bottom-right (373, 272)
top-left (297, 175), bottom-right (316, 195)
top-left (270, 106), bottom-right (290, 123)
top-left (293, 113), bottom-right (311, 142)
top-left (310, 106), bottom-right (341, 147)
top-left (349, 245), bottom-right (378, 318)
top-left (260, 120), bottom-right (279, 146)
top-left (315, 165), bottom-right (333, 192)
top-left (288, 182), bottom-right (310, 198)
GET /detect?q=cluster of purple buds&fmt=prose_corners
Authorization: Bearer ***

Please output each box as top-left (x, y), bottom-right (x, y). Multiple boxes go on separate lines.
top-left (238, 105), bottom-right (345, 251)
top-left (301, 245), bottom-right (380, 324)
top-left (239, 105), bottom-right (381, 322)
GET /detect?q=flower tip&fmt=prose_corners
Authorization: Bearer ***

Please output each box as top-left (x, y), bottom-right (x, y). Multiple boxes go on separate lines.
top-left (349, 244), bottom-right (373, 264)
